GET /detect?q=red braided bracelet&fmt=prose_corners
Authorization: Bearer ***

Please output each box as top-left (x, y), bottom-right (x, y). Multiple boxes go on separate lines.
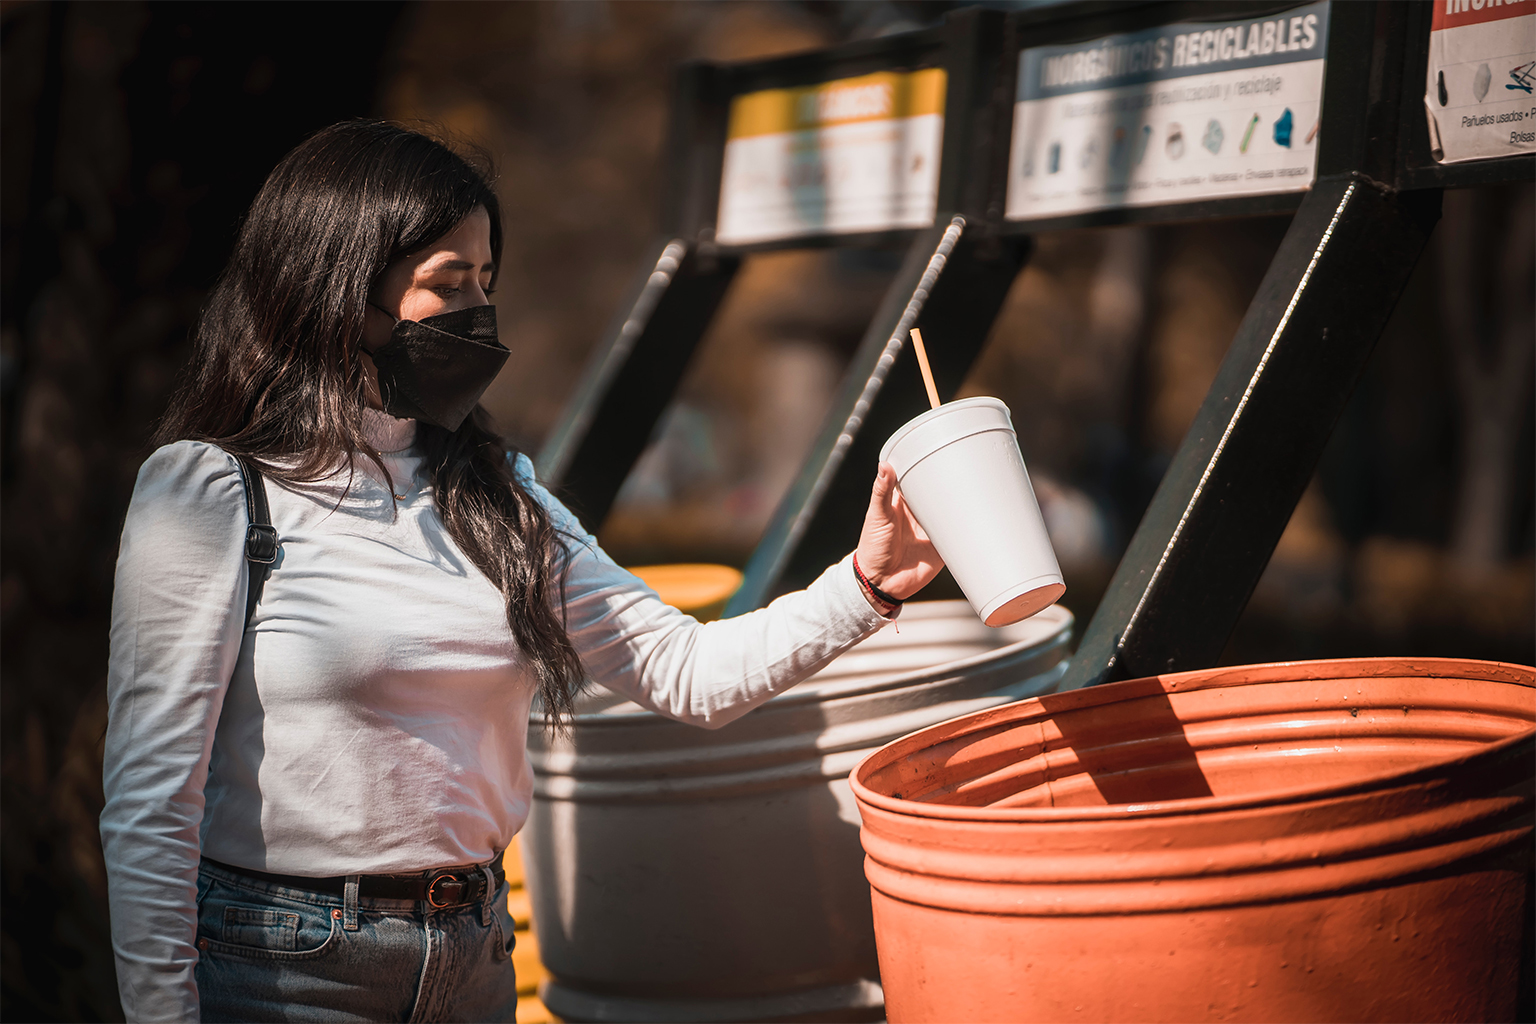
top-left (852, 554), bottom-right (903, 609)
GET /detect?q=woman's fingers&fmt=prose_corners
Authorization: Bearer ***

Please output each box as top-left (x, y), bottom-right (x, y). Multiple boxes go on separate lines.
top-left (856, 466), bottom-right (899, 585)
top-left (856, 462), bottom-right (946, 601)
top-left (871, 462), bottom-right (897, 514)
top-left (885, 472), bottom-right (931, 545)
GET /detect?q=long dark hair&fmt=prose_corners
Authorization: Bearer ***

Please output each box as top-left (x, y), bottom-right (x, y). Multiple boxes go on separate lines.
top-left (156, 120), bottom-right (584, 729)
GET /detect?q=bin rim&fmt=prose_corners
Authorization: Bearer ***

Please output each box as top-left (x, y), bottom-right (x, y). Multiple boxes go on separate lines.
top-left (850, 655), bottom-right (1536, 823)
top-left (531, 602), bottom-right (1073, 726)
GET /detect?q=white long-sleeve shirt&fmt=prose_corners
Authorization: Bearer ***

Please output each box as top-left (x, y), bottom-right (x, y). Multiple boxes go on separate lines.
top-left (101, 411), bottom-right (889, 1022)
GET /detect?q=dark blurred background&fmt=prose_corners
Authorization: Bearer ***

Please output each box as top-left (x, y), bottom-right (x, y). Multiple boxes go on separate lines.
top-left (3, 2), bottom-right (1531, 1019)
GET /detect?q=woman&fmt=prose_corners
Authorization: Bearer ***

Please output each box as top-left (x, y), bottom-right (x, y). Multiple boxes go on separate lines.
top-left (101, 120), bottom-right (941, 1023)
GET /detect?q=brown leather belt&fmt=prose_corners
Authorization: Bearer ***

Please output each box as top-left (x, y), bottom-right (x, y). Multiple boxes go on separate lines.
top-left (204, 857), bottom-right (505, 908)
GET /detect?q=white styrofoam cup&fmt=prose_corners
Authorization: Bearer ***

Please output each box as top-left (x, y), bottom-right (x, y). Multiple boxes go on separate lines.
top-left (880, 397), bottom-right (1065, 627)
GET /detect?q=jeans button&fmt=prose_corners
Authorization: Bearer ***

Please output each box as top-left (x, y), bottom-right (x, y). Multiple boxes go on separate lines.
top-left (198, 938), bottom-right (208, 951)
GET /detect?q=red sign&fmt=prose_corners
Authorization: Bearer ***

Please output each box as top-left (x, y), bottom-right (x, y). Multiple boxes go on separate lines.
top-left (1433, 0), bottom-right (1533, 32)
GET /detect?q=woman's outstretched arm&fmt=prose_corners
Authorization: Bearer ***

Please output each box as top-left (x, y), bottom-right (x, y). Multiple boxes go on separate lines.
top-left (516, 456), bottom-right (943, 728)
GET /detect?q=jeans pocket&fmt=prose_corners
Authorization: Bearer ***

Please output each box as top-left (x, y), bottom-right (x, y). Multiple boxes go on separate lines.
top-left (222, 906), bottom-right (299, 951)
top-left (198, 880), bottom-right (341, 962)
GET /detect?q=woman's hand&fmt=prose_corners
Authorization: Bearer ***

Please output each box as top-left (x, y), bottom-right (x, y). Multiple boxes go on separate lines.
top-left (854, 462), bottom-right (943, 607)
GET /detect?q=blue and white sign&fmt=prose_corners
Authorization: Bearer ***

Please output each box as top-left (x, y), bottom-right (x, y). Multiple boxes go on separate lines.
top-left (1006, 2), bottom-right (1330, 221)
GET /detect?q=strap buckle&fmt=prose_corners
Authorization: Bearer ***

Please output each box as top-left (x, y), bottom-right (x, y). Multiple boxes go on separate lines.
top-left (426, 871), bottom-right (482, 908)
top-left (245, 523), bottom-right (279, 565)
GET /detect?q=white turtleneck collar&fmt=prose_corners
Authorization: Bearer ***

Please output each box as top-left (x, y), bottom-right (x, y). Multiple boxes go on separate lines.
top-left (362, 406), bottom-right (417, 455)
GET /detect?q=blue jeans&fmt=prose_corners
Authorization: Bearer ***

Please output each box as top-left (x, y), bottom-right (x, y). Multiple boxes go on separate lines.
top-left (194, 859), bottom-right (518, 1022)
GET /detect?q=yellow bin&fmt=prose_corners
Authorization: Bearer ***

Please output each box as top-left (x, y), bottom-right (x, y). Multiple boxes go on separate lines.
top-left (627, 563), bottom-right (743, 622)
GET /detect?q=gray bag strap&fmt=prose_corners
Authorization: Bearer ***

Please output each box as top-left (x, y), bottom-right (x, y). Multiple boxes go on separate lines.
top-left (232, 455), bottom-right (278, 629)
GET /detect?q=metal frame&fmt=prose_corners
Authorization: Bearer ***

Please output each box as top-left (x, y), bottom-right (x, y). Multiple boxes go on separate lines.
top-left (1061, 0), bottom-right (1530, 687)
top-left (537, 9), bottom-right (1006, 530)
top-left (728, 7), bottom-right (1031, 612)
top-left (540, 0), bottom-right (1533, 683)
top-left (535, 238), bottom-right (739, 528)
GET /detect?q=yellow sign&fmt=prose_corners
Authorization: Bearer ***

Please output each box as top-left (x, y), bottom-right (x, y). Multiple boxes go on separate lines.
top-left (727, 69), bottom-right (948, 139)
top-left (717, 68), bottom-right (948, 246)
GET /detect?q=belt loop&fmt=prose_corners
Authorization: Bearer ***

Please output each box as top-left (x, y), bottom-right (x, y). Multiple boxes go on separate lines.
top-left (479, 857), bottom-right (497, 927)
top-left (343, 874), bottom-right (360, 931)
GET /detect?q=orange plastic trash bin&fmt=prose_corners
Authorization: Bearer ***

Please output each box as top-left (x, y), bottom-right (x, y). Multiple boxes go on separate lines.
top-left (852, 657), bottom-right (1535, 1023)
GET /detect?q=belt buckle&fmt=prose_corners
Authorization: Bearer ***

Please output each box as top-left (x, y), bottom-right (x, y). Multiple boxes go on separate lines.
top-left (425, 872), bottom-right (463, 908)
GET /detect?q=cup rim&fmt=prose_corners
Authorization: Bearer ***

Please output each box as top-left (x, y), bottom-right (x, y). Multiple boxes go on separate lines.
top-left (879, 396), bottom-right (1013, 473)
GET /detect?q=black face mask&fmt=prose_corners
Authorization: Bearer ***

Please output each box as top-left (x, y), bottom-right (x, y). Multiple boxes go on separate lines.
top-left (366, 303), bottom-right (509, 431)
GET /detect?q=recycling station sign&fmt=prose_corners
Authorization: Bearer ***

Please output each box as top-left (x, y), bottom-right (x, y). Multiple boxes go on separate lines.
top-left (1005, 2), bottom-right (1329, 221)
top-left (716, 69), bottom-right (947, 245)
top-left (1425, 0), bottom-right (1536, 163)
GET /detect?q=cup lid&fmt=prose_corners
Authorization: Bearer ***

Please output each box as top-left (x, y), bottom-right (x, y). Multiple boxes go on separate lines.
top-left (879, 396), bottom-right (1015, 479)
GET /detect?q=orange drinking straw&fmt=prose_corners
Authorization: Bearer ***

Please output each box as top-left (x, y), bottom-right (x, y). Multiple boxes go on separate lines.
top-left (909, 328), bottom-right (941, 410)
